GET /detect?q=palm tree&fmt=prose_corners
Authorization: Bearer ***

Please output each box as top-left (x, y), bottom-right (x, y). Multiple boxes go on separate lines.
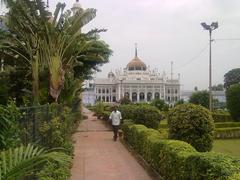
top-left (1, 0), bottom-right (112, 103)
top-left (0, 144), bottom-right (71, 180)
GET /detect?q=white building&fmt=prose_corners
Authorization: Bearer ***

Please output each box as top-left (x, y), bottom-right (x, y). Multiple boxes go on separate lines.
top-left (93, 47), bottom-right (181, 104)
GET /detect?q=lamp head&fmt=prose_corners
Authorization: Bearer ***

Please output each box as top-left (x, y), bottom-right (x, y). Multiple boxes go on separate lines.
top-left (211, 22), bottom-right (218, 29)
top-left (201, 22), bottom-right (211, 30)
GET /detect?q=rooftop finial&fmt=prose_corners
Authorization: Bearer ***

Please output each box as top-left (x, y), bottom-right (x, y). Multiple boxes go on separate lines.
top-left (135, 43), bottom-right (138, 58)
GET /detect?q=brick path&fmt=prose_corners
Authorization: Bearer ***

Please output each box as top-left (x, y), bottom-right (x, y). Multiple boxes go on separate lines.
top-left (70, 108), bottom-right (152, 180)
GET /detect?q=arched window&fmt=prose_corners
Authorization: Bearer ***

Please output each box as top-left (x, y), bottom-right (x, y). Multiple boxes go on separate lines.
top-left (113, 96), bottom-right (116, 102)
top-left (132, 92), bottom-right (137, 102)
top-left (139, 92), bottom-right (145, 101)
top-left (106, 89), bottom-right (109, 94)
top-left (167, 96), bottom-right (170, 102)
top-left (168, 89), bottom-right (170, 94)
top-left (124, 92), bottom-right (129, 98)
top-left (102, 89), bottom-right (105, 93)
top-left (98, 89), bottom-right (101, 93)
top-left (155, 92), bottom-right (160, 99)
top-left (106, 96), bottom-right (109, 102)
top-left (147, 92), bottom-right (152, 101)
top-left (102, 96), bottom-right (105, 102)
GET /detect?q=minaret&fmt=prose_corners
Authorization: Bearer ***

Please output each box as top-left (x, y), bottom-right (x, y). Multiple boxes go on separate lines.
top-left (135, 43), bottom-right (138, 58)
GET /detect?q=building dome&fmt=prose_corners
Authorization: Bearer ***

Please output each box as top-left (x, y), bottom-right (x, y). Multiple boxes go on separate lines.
top-left (126, 44), bottom-right (147, 71)
top-left (127, 57), bottom-right (147, 71)
top-left (108, 71), bottom-right (115, 79)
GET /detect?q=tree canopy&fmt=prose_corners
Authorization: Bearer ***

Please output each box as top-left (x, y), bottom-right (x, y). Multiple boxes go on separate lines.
top-left (224, 68), bottom-right (240, 89)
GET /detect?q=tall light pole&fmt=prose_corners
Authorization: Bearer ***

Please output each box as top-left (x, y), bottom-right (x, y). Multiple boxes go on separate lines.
top-left (201, 22), bottom-right (218, 111)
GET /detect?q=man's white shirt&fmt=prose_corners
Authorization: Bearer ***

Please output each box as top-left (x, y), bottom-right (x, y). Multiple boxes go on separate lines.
top-left (109, 110), bottom-right (122, 126)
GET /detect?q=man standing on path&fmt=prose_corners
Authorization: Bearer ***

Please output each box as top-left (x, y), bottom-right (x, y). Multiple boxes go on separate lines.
top-left (109, 106), bottom-right (122, 141)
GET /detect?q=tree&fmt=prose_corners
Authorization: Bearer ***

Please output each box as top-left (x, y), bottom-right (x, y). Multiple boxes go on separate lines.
top-left (212, 84), bottom-right (224, 91)
top-left (189, 90), bottom-right (209, 108)
top-left (224, 68), bottom-right (240, 89)
top-left (1, 0), bottom-right (112, 104)
top-left (226, 84), bottom-right (240, 121)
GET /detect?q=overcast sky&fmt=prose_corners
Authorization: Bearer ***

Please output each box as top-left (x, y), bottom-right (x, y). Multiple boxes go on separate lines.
top-left (2, 0), bottom-right (240, 90)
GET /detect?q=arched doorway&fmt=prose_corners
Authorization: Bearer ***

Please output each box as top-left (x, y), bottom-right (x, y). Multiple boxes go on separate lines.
top-left (155, 92), bottom-right (160, 99)
top-left (132, 92), bottom-right (137, 102)
top-left (139, 92), bottom-right (145, 101)
top-left (124, 92), bottom-right (129, 98)
top-left (147, 92), bottom-right (152, 101)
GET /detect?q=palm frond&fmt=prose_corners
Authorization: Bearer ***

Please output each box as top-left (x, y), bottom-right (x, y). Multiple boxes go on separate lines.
top-left (0, 144), bottom-right (71, 180)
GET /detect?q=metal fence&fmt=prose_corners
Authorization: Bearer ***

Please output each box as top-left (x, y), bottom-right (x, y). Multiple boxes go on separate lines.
top-left (19, 104), bottom-right (62, 145)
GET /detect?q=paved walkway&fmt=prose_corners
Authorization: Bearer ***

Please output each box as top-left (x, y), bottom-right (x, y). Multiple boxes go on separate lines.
top-left (70, 108), bottom-right (152, 180)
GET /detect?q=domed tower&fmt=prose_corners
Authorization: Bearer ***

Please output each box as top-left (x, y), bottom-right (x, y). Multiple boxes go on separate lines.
top-left (126, 44), bottom-right (147, 71)
top-left (108, 71), bottom-right (115, 79)
top-left (71, 0), bottom-right (83, 15)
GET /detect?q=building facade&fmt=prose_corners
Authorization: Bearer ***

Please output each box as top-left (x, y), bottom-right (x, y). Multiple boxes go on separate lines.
top-left (94, 47), bottom-right (181, 104)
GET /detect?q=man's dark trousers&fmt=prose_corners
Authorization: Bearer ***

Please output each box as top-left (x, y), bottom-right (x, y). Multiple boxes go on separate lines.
top-left (112, 125), bottom-right (119, 141)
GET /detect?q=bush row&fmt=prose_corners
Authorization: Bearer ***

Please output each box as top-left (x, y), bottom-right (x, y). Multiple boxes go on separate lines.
top-left (122, 122), bottom-right (240, 179)
top-left (214, 127), bottom-right (240, 139)
top-left (119, 104), bottom-right (162, 129)
top-left (215, 122), bottom-right (240, 128)
top-left (212, 112), bottom-right (233, 122)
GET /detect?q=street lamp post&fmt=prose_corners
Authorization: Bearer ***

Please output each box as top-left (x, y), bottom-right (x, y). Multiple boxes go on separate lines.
top-left (201, 22), bottom-right (218, 111)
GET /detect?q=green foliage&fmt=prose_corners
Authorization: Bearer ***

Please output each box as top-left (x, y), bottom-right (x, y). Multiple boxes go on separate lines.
top-left (212, 111), bottom-right (233, 122)
top-left (168, 103), bottom-right (215, 152)
top-left (174, 99), bottom-right (185, 106)
top-left (150, 99), bottom-right (167, 111)
top-left (0, 101), bottom-right (21, 149)
top-left (119, 104), bottom-right (161, 129)
top-left (39, 107), bottom-right (76, 153)
top-left (189, 90), bottom-right (209, 108)
top-left (214, 127), bottom-right (240, 139)
top-left (0, 144), bottom-right (71, 180)
top-left (122, 123), bottom-right (240, 179)
top-left (120, 96), bottom-right (132, 105)
top-left (36, 161), bottom-right (70, 180)
top-left (95, 101), bottom-right (104, 118)
top-left (215, 122), bottom-right (240, 128)
top-left (212, 84), bottom-right (224, 91)
top-left (226, 84), bottom-right (240, 121)
top-left (185, 152), bottom-right (240, 180)
top-left (224, 68), bottom-right (240, 89)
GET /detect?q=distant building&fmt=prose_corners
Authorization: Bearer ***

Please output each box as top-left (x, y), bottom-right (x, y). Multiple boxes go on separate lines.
top-left (92, 46), bottom-right (181, 104)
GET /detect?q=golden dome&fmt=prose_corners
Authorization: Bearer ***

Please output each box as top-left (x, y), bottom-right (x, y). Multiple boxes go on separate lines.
top-left (126, 57), bottom-right (147, 71)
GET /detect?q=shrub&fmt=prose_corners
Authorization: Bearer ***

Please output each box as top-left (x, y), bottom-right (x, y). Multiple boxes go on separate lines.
top-left (120, 96), bottom-right (132, 104)
top-left (122, 123), bottom-right (240, 180)
top-left (214, 127), bottom-right (240, 139)
top-left (0, 101), bottom-right (21, 149)
top-left (189, 90), bottom-right (209, 108)
top-left (120, 104), bottom-right (161, 129)
top-left (212, 111), bottom-right (233, 122)
top-left (226, 84), bottom-right (240, 121)
top-left (168, 103), bottom-right (215, 152)
top-left (150, 99), bottom-right (166, 111)
top-left (185, 152), bottom-right (240, 180)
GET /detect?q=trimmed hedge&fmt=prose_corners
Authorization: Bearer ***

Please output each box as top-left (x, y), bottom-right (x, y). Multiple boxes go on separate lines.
top-left (212, 112), bottom-right (233, 122)
top-left (168, 103), bottom-right (215, 152)
top-left (215, 122), bottom-right (240, 128)
top-left (122, 123), bottom-right (240, 180)
top-left (119, 104), bottom-right (162, 129)
top-left (215, 127), bottom-right (240, 139)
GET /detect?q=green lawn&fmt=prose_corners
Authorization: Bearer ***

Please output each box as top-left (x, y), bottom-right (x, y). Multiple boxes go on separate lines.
top-left (212, 139), bottom-right (240, 158)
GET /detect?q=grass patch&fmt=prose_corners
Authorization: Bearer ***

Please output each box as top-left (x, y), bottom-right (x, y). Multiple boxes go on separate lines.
top-left (213, 139), bottom-right (240, 158)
